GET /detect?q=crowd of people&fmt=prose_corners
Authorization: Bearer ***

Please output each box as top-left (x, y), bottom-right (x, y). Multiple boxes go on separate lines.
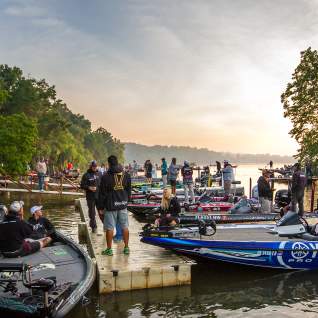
top-left (0, 155), bottom-right (309, 260)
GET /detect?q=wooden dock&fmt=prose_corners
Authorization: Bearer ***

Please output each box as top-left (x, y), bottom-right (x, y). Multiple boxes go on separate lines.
top-left (0, 187), bottom-right (84, 196)
top-left (76, 198), bottom-right (192, 294)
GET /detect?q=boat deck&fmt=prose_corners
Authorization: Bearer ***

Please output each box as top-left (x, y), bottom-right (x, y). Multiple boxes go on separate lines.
top-left (76, 198), bottom-right (192, 293)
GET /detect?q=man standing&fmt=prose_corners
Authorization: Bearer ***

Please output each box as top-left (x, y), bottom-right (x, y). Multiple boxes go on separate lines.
top-left (222, 160), bottom-right (233, 195)
top-left (257, 171), bottom-right (272, 213)
top-left (80, 160), bottom-right (99, 233)
top-left (168, 158), bottom-right (179, 195)
top-left (181, 161), bottom-right (194, 203)
top-left (97, 155), bottom-right (131, 256)
top-left (132, 160), bottom-right (138, 177)
top-left (161, 158), bottom-right (168, 188)
top-left (291, 163), bottom-right (306, 216)
top-left (36, 158), bottom-right (47, 192)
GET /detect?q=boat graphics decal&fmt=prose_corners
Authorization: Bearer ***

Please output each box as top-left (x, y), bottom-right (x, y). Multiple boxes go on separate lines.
top-left (141, 236), bottom-right (318, 270)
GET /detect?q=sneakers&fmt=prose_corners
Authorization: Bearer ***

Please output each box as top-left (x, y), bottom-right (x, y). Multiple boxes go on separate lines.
top-left (123, 247), bottom-right (130, 255)
top-left (101, 248), bottom-right (113, 256)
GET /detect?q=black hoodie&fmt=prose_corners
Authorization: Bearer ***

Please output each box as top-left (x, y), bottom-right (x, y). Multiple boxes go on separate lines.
top-left (97, 165), bottom-right (131, 211)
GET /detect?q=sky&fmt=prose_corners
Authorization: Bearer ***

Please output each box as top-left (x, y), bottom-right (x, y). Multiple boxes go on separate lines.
top-left (1, 0), bottom-right (317, 156)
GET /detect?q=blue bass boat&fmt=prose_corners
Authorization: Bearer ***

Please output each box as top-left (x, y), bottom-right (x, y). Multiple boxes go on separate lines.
top-left (141, 212), bottom-right (318, 270)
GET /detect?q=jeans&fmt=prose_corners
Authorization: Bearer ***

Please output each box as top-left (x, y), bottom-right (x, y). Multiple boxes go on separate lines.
top-left (291, 191), bottom-right (304, 216)
top-left (38, 173), bottom-right (45, 191)
top-left (87, 198), bottom-right (97, 229)
top-left (184, 183), bottom-right (195, 203)
top-left (162, 174), bottom-right (167, 188)
top-left (223, 180), bottom-right (231, 195)
top-left (259, 197), bottom-right (271, 213)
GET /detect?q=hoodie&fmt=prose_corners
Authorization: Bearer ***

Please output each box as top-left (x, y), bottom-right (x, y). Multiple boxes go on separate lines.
top-left (97, 165), bottom-right (131, 211)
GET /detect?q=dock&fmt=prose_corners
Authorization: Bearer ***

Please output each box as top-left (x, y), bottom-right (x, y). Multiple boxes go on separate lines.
top-left (0, 187), bottom-right (84, 196)
top-left (76, 198), bottom-right (192, 293)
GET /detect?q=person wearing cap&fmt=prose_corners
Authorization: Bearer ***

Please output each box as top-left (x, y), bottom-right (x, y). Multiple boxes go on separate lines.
top-left (0, 202), bottom-right (51, 257)
top-left (161, 158), bottom-right (168, 188)
top-left (181, 161), bottom-right (194, 204)
top-left (97, 155), bottom-right (131, 256)
top-left (222, 160), bottom-right (234, 196)
top-left (28, 206), bottom-right (56, 240)
top-left (168, 158), bottom-right (179, 195)
top-left (257, 170), bottom-right (272, 213)
top-left (291, 163), bottom-right (307, 216)
top-left (80, 160), bottom-right (100, 233)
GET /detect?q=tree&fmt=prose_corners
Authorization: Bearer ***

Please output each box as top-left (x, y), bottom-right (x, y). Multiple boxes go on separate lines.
top-left (0, 113), bottom-right (37, 175)
top-left (281, 47), bottom-right (318, 162)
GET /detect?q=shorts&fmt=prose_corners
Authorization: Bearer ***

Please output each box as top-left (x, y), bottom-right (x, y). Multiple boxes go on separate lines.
top-left (104, 209), bottom-right (129, 231)
top-left (22, 240), bottom-right (41, 256)
top-left (169, 179), bottom-right (177, 187)
top-left (146, 172), bottom-right (152, 178)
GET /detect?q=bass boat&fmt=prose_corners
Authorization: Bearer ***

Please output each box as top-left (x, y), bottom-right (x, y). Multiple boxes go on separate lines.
top-left (141, 212), bottom-right (318, 270)
top-left (0, 231), bottom-right (95, 318)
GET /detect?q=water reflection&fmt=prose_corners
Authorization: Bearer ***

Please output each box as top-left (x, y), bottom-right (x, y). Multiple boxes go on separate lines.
top-left (68, 263), bottom-right (318, 318)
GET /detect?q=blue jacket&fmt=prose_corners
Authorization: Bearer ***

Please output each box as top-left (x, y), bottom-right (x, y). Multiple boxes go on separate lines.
top-left (168, 164), bottom-right (179, 181)
top-left (222, 165), bottom-right (233, 182)
top-left (161, 160), bottom-right (168, 176)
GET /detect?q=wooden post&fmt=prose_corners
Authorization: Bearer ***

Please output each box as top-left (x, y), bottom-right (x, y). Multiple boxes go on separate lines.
top-left (310, 180), bottom-right (316, 213)
top-left (60, 176), bottom-right (63, 194)
top-left (249, 178), bottom-right (252, 199)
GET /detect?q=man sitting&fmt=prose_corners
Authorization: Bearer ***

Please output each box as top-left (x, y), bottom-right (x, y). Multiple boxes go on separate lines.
top-left (0, 202), bottom-right (51, 258)
top-left (28, 206), bottom-right (56, 240)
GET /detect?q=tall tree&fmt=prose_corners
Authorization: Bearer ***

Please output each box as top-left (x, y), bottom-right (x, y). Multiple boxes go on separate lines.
top-left (281, 47), bottom-right (318, 162)
top-left (0, 114), bottom-right (37, 175)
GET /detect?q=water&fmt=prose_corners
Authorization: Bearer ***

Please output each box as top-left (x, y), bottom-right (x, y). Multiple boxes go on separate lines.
top-left (1, 164), bottom-right (318, 318)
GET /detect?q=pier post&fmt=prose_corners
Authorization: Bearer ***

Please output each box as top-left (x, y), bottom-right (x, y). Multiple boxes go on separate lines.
top-left (249, 178), bottom-right (252, 199)
top-left (310, 180), bottom-right (316, 213)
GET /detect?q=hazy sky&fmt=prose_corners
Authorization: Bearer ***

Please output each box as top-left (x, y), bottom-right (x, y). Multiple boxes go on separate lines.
top-left (1, 0), bottom-right (316, 155)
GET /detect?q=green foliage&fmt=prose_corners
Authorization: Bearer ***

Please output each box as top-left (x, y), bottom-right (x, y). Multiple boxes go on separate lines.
top-left (0, 114), bottom-right (37, 175)
top-left (0, 64), bottom-right (124, 172)
top-left (281, 47), bottom-right (318, 162)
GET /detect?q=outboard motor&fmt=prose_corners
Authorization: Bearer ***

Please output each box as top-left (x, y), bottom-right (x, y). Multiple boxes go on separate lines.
top-left (275, 211), bottom-right (306, 236)
top-left (274, 189), bottom-right (291, 209)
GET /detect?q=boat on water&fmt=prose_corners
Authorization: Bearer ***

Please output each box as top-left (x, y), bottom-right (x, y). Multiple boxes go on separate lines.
top-left (0, 230), bottom-right (95, 318)
top-left (140, 212), bottom-right (318, 270)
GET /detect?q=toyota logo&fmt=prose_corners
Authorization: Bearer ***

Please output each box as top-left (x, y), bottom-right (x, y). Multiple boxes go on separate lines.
top-left (291, 242), bottom-right (310, 259)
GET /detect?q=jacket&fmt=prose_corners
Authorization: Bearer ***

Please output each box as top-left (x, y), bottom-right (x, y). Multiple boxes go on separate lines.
top-left (168, 164), bottom-right (179, 181)
top-left (28, 216), bottom-right (56, 239)
top-left (80, 168), bottom-right (100, 200)
top-left (0, 215), bottom-right (33, 253)
top-left (291, 170), bottom-right (306, 194)
top-left (222, 165), bottom-right (233, 182)
top-left (97, 165), bottom-right (131, 211)
top-left (257, 176), bottom-right (272, 200)
top-left (161, 160), bottom-right (168, 176)
top-left (181, 165), bottom-right (193, 184)
top-left (159, 197), bottom-right (181, 217)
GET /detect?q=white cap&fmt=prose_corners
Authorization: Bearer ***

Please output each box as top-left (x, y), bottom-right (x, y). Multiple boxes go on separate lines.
top-left (30, 206), bottom-right (43, 214)
top-left (9, 201), bottom-right (23, 213)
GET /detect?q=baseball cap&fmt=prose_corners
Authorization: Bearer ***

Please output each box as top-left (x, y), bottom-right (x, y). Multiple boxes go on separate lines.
top-left (30, 206), bottom-right (43, 214)
top-left (9, 201), bottom-right (24, 213)
top-left (90, 160), bottom-right (97, 167)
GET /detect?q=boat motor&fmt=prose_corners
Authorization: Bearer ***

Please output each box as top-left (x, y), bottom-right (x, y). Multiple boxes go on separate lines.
top-left (274, 211), bottom-right (307, 236)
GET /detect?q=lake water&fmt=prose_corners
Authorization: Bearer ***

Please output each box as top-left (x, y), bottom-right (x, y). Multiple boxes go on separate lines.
top-left (1, 164), bottom-right (318, 318)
